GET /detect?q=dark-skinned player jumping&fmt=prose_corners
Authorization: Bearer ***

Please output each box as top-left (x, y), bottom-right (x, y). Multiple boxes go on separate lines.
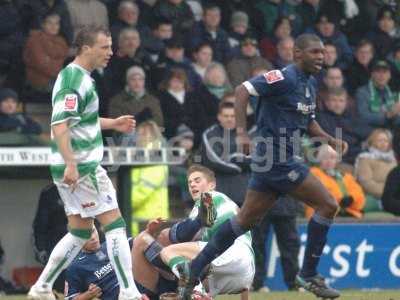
top-left (177, 33), bottom-right (348, 299)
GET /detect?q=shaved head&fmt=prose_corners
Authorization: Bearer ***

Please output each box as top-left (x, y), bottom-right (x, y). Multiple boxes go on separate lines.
top-left (295, 33), bottom-right (322, 50)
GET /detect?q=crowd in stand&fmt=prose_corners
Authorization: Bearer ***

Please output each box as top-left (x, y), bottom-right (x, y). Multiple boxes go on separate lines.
top-left (1, 0), bottom-right (400, 216)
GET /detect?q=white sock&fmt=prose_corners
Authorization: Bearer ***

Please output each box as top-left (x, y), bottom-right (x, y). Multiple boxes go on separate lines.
top-left (34, 233), bottom-right (87, 289)
top-left (105, 227), bottom-right (141, 297)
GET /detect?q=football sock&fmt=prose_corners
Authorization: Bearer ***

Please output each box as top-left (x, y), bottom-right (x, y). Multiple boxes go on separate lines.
top-left (104, 217), bottom-right (141, 297)
top-left (169, 218), bottom-right (202, 243)
top-left (35, 229), bottom-right (91, 288)
top-left (300, 214), bottom-right (333, 278)
top-left (167, 256), bottom-right (189, 278)
top-left (190, 217), bottom-right (246, 280)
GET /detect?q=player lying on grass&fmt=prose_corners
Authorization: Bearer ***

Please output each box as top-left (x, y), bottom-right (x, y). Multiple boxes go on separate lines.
top-left (158, 164), bottom-right (255, 299)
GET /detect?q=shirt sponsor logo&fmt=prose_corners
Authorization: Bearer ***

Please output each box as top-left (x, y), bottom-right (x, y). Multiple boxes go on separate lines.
top-left (264, 70), bottom-right (284, 84)
top-left (296, 102), bottom-right (315, 114)
top-left (64, 94), bottom-right (78, 112)
top-left (94, 263), bottom-right (113, 279)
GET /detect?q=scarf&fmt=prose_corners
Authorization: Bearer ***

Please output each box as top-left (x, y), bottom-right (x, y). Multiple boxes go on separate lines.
top-left (168, 89), bottom-right (185, 105)
top-left (368, 80), bottom-right (396, 113)
top-left (206, 84), bottom-right (227, 100)
top-left (325, 169), bottom-right (349, 197)
top-left (125, 86), bottom-right (145, 100)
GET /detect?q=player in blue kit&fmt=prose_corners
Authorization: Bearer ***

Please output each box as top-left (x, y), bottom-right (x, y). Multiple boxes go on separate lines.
top-left (64, 226), bottom-right (177, 300)
top-left (178, 33), bottom-right (348, 299)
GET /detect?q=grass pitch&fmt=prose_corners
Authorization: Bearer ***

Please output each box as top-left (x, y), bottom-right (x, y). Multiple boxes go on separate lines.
top-left (3, 290), bottom-right (400, 300)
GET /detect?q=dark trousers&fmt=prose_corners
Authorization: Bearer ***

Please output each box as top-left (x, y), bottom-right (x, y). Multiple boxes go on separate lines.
top-left (252, 215), bottom-right (300, 290)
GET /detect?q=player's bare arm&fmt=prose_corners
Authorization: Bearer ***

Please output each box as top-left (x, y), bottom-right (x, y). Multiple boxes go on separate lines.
top-left (100, 116), bottom-right (136, 133)
top-left (307, 119), bottom-right (348, 155)
top-left (234, 84), bottom-right (251, 155)
top-left (52, 121), bottom-right (78, 187)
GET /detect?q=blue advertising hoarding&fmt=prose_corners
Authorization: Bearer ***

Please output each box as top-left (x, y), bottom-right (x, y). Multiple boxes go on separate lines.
top-left (265, 223), bottom-right (400, 290)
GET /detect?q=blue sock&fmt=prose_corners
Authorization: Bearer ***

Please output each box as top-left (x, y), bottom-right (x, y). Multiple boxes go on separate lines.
top-left (300, 214), bottom-right (333, 278)
top-left (190, 217), bottom-right (246, 279)
top-left (169, 218), bottom-right (202, 243)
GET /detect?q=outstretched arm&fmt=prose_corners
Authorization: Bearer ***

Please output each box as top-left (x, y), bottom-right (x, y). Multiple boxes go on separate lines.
top-left (100, 116), bottom-right (136, 133)
top-left (235, 84), bottom-right (252, 155)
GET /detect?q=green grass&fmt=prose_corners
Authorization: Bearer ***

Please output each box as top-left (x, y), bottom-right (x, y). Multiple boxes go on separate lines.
top-left (4, 291), bottom-right (400, 300)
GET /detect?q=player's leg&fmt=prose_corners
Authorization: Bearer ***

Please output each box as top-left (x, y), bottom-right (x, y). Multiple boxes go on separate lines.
top-left (28, 215), bottom-right (93, 300)
top-left (97, 208), bottom-right (142, 299)
top-left (288, 172), bottom-right (340, 298)
top-left (181, 189), bottom-right (277, 299)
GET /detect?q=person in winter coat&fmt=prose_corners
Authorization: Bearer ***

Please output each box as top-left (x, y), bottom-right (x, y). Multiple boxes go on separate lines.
top-left (355, 128), bottom-right (397, 212)
top-left (305, 144), bottom-right (365, 219)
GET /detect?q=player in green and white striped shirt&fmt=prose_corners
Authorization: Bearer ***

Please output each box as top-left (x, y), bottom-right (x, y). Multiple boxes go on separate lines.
top-left (159, 165), bottom-right (255, 298)
top-left (28, 26), bottom-right (145, 300)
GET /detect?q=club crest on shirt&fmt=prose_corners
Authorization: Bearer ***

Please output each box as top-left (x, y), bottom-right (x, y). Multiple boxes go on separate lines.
top-left (64, 94), bottom-right (78, 112)
top-left (264, 70), bottom-right (284, 84)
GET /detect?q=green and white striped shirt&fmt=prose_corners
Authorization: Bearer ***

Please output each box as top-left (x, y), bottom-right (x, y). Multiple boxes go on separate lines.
top-left (50, 63), bottom-right (103, 180)
top-left (190, 191), bottom-right (253, 254)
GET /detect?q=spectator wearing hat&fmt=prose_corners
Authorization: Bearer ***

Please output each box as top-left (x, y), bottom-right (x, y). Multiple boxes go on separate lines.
top-left (259, 16), bottom-right (293, 62)
top-left (227, 11), bottom-right (251, 49)
top-left (153, 0), bottom-right (195, 38)
top-left (110, 1), bottom-right (151, 51)
top-left (226, 36), bottom-right (272, 87)
top-left (157, 68), bottom-right (193, 139)
top-left (186, 4), bottom-right (232, 63)
top-left (108, 66), bottom-right (164, 137)
top-left (23, 12), bottom-right (69, 96)
top-left (366, 5), bottom-right (400, 59)
top-left (150, 37), bottom-right (201, 90)
top-left (0, 88), bottom-right (42, 145)
top-left (104, 27), bottom-right (153, 97)
top-left (346, 39), bottom-right (375, 95)
top-left (273, 36), bottom-right (294, 69)
top-left (356, 60), bottom-right (400, 129)
top-left (306, 12), bottom-right (353, 69)
top-left (190, 42), bottom-right (214, 80)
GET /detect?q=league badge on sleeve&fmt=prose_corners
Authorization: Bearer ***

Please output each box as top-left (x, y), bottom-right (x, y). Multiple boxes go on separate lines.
top-left (264, 70), bottom-right (284, 84)
top-left (64, 94), bottom-right (78, 112)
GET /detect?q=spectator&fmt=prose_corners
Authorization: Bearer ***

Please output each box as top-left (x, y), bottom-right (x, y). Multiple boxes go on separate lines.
top-left (356, 60), bottom-right (400, 129)
top-left (323, 42), bottom-right (339, 68)
top-left (317, 87), bottom-right (370, 166)
top-left (382, 127), bottom-right (400, 215)
top-left (150, 37), bottom-right (201, 90)
top-left (388, 43), bottom-right (400, 92)
top-left (226, 36), bottom-right (272, 87)
top-left (252, 195), bottom-right (300, 292)
top-left (188, 63), bottom-right (232, 147)
top-left (66, 0), bottom-right (109, 39)
top-left (130, 121), bottom-right (169, 235)
top-left (32, 183), bottom-right (67, 293)
top-left (317, 67), bottom-right (346, 111)
top-left (105, 28), bottom-right (153, 97)
top-left (110, 1), bottom-right (151, 49)
top-left (0, 89), bottom-right (42, 144)
top-left (23, 13), bottom-right (69, 96)
top-left (153, 0), bottom-right (195, 37)
top-left (259, 16), bottom-right (293, 62)
top-left (19, 0), bottom-right (73, 45)
top-left (200, 101), bottom-right (250, 206)
top-left (346, 39), bottom-right (375, 95)
top-left (186, 4), bottom-right (232, 63)
top-left (294, 0), bottom-right (320, 34)
top-left (366, 5), bottom-right (400, 59)
top-left (305, 144), bottom-right (365, 219)
top-left (273, 36), bottom-right (294, 69)
top-left (355, 128), bottom-right (397, 212)
top-left (108, 66), bottom-right (164, 138)
top-left (190, 42), bottom-right (214, 80)
top-left (157, 68), bottom-right (192, 140)
top-left (227, 11), bottom-right (251, 49)
top-left (0, 0), bottom-right (24, 88)
top-left (143, 18), bottom-right (173, 63)
top-left (307, 12), bottom-right (353, 69)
